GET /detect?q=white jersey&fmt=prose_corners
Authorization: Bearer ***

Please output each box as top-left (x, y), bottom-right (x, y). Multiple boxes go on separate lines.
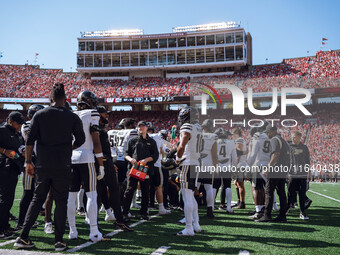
top-left (72, 109), bottom-right (99, 164)
top-left (235, 137), bottom-right (247, 167)
top-left (150, 133), bottom-right (170, 168)
top-left (247, 132), bottom-right (271, 167)
top-left (116, 129), bottom-right (138, 161)
top-left (21, 121), bottom-right (37, 164)
top-left (178, 123), bottom-right (202, 166)
top-left (200, 132), bottom-right (218, 166)
top-left (217, 138), bottom-right (237, 167)
top-left (107, 129), bottom-right (120, 160)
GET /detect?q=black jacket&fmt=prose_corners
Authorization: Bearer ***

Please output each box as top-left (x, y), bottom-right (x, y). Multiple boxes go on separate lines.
top-left (0, 124), bottom-right (25, 174)
top-left (126, 134), bottom-right (159, 176)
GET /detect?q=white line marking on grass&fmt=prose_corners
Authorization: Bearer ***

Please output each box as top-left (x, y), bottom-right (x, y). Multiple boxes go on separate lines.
top-left (150, 246), bottom-right (171, 255)
top-left (67, 214), bottom-right (160, 252)
top-left (0, 248), bottom-right (80, 255)
top-left (309, 190), bottom-right (340, 203)
top-left (0, 240), bottom-right (16, 247)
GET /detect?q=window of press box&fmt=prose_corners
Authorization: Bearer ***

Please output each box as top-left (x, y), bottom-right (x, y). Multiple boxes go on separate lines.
top-left (215, 47), bottom-right (224, 62)
top-left (186, 49), bottom-right (195, 64)
top-left (123, 41), bottom-right (131, 50)
top-left (168, 38), bottom-right (176, 47)
top-left (159, 39), bottom-right (167, 48)
top-left (114, 41), bottom-right (122, 50)
top-left (196, 36), bottom-right (205, 46)
top-left (235, 32), bottom-right (243, 43)
top-left (103, 54), bottom-right (111, 67)
top-left (150, 39), bottom-right (158, 49)
top-left (140, 52), bottom-right (148, 66)
top-left (216, 34), bottom-right (224, 44)
top-left (177, 50), bottom-right (185, 64)
top-left (131, 53), bottom-right (139, 66)
top-left (79, 42), bottom-right (85, 51)
top-left (77, 55), bottom-right (84, 67)
top-left (86, 42), bottom-right (94, 51)
top-left (226, 33), bottom-right (234, 44)
top-left (167, 51), bottom-right (176, 65)
top-left (104, 41), bottom-right (112, 51)
top-left (187, 37), bottom-right (195, 47)
top-left (158, 51), bottom-right (167, 65)
top-left (121, 53), bottom-right (130, 66)
top-left (141, 40), bottom-right (149, 49)
top-left (94, 54), bottom-right (102, 67)
top-left (206, 35), bottom-right (215, 45)
top-left (95, 41), bottom-right (103, 51)
top-left (225, 47), bottom-right (234, 61)
top-left (235, 46), bottom-right (243, 60)
top-left (112, 54), bottom-right (120, 66)
top-left (196, 49), bottom-right (204, 63)
top-left (206, 48), bottom-right (215, 62)
top-left (85, 54), bottom-right (94, 67)
top-left (132, 40), bottom-right (140, 50)
top-left (149, 52), bottom-right (157, 65)
top-left (178, 37), bottom-right (186, 47)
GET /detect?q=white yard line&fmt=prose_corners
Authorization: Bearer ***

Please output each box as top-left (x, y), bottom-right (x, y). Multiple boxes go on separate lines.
top-left (309, 190), bottom-right (340, 203)
top-left (67, 214), bottom-right (159, 253)
top-left (0, 248), bottom-right (79, 255)
top-left (150, 246), bottom-right (171, 255)
top-left (0, 240), bottom-right (16, 247)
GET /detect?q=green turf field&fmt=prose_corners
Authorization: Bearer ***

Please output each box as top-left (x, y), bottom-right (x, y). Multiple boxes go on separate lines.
top-left (1, 180), bottom-right (340, 254)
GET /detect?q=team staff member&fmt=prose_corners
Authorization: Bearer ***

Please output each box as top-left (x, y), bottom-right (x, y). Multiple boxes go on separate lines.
top-left (123, 121), bottom-right (159, 221)
top-left (257, 125), bottom-right (289, 223)
top-left (14, 84), bottom-right (85, 251)
top-left (96, 106), bottom-right (133, 231)
top-left (287, 130), bottom-right (311, 220)
top-left (0, 111), bottom-right (25, 239)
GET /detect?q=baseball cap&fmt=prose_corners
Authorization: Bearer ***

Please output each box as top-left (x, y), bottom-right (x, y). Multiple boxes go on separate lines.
top-left (137, 120), bottom-right (147, 127)
top-left (264, 124), bottom-right (277, 133)
top-left (8, 111), bottom-right (25, 125)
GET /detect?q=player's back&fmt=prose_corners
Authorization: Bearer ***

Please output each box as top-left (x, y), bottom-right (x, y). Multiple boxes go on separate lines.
top-left (116, 128), bottom-right (138, 161)
top-left (217, 138), bottom-right (237, 167)
top-left (72, 109), bottom-right (99, 164)
top-left (180, 123), bottom-right (202, 166)
top-left (201, 132), bottom-right (217, 166)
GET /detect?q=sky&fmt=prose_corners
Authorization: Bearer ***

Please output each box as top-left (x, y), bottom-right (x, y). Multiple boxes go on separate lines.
top-left (0, 0), bottom-right (339, 72)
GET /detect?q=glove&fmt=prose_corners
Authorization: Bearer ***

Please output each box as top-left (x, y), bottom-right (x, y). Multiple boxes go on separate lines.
top-left (97, 165), bottom-right (105, 180)
top-left (18, 145), bottom-right (25, 155)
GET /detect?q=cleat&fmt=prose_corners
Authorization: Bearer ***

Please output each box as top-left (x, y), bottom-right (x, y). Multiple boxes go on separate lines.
top-left (68, 229), bottom-right (78, 240)
top-left (249, 212), bottom-right (263, 220)
top-left (55, 241), bottom-right (67, 251)
top-left (272, 216), bottom-right (287, 223)
top-left (89, 231), bottom-right (103, 242)
top-left (105, 210), bottom-right (116, 222)
top-left (44, 222), bottom-right (54, 234)
top-left (114, 222), bottom-right (134, 232)
top-left (226, 209), bottom-right (234, 214)
top-left (193, 223), bottom-right (201, 233)
top-left (176, 229), bottom-right (195, 236)
top-left (14, 237), bottom-right (35, 249)
top-left (255, 216), bottom-right (272, 222)
top-left (300, 212), bottom-right (309, 220)
top-left (159, 208), bottom-right (171, 215)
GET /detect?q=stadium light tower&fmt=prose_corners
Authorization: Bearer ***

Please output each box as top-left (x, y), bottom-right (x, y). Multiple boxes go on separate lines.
top-left (0, 51), bottom-right (3, 62)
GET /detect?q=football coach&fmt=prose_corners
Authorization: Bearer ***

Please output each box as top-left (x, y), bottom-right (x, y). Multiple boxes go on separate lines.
top-left (14, 84), bottom-right (85, 251)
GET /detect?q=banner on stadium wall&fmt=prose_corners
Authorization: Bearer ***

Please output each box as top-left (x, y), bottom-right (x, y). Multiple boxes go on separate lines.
top-left (316, 88), bottom-right (340, 94)
top-left (105, 96), bottom-right (189, 103)
top-left (0, 98), bottom-right (51, 103)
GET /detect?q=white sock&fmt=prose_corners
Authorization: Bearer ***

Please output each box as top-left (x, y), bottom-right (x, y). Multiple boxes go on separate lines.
top-left (159, 202), bottom-right (165, 211)
top-left (137, 189), bottom-right (141, 197)
top-left (192, 192), bottom-right (199, 226)
top-left (204, 184), bottom-right (214, 208)
top-left (255, 205), bottom-right (262, 212)
top-left (67, 192), bottom-right (78, 232)
top-left (132, 191), bottom-right (137, 205)
top-left (181, 188), bottom-right (194, 232)
top-left (86, 191), bottom-right (99, 233)
top-left (273, 192), bottom-right (277, 204)
top-left (226, 188), bottom-right (232, 211)
top-left (77, 189), bottom-right (84, 209)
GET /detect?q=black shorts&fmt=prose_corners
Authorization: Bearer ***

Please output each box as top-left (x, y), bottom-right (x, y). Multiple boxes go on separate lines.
top-left (116, 160), bottom-right (128, 183)
top-left (251, 173), bottom-right (265, 190)
top-left (150, 167), bottom-right (163, 187)
top-left (179, 165), bottom-right (196, 191)
top-left (70, 163), bottom-right (97, 192)
top-left (213, 177), bottom-right (231, 189)
top-left (23, 172), bottom-right (34, 190)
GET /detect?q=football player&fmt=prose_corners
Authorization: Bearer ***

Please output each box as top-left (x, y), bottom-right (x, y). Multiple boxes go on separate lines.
top-left (213, 128), bottom-right (237, 214)
top-left (197, 119), bottom-right (218, 218)
top-left (67, 91), bottom-right (104, 242)
top-left (176, 106), bottom-right (202, 236)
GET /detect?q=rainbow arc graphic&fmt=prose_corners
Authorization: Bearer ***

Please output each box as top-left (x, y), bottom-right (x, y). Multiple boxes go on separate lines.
top-left (197, 83), bottom-right (223, 107)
